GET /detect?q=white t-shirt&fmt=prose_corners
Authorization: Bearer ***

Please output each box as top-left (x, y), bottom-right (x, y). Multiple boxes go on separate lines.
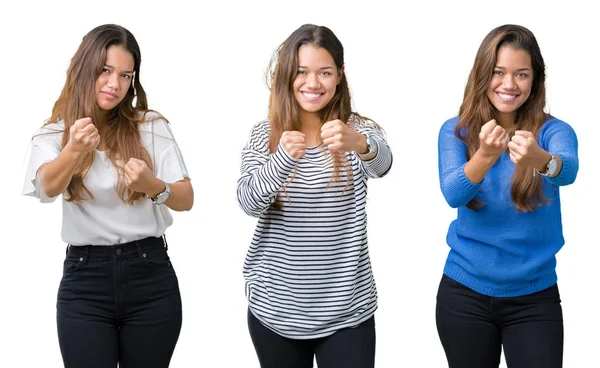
top-left (22, 113), bottom-right (189, 246)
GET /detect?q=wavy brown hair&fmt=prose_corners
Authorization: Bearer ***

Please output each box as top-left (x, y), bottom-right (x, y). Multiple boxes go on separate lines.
top-left (266, 24), bottom-right (367, 204)
top-left (456, 24), bottom-right (548, 212)
top-left (46, 24), bottom-right (154, 204)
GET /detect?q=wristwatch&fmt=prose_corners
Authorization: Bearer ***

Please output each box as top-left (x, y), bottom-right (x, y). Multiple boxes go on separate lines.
top-left (149, 182), bottom-right (171, 205)
top-left (537, 154), bottom-right (558, 177)
top-left (358, 135), bottom-right (377, 159)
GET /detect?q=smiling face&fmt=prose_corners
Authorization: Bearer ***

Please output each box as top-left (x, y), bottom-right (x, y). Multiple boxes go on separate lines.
top-left (95, 45), bottom-right (135, 111)
top-left (487, 45), bottom-right (533, 123)
top-left (293, 43), bottom-right (342, 117)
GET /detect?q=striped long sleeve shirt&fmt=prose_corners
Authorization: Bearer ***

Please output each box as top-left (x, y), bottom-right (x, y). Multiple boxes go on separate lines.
top-left (237, 116), bottom-right (392, 339)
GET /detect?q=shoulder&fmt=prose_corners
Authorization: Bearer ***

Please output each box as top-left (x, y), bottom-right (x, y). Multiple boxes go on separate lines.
top-left (439, 116), bottom-right (461, 137)
top-left (251, 120), bottom-right (271, 133)
top-left (137, 110), bottom-right (172, 136)
top-left (347, 113), bottom-right (380, 130)
top-left (539, 116), bottom-right (577, 140)
top-left (540, 116), bottom-right (575, 133)
top-left (247, 120), bottom-right (271, 139)
top-left (31, 120), bottom-right (65, 146)
top-left (441, 116), bottom-right (460, 130)
top-left (242, 120), bottom-right (271, 152)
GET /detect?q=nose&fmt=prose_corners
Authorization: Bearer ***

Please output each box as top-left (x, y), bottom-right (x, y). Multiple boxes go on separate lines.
top-left (306, 73), bottom-right (320, 89)
top-left (502, 74), bottom-right (516, 90)
top-left (107, 72), bottom-right (119, 90)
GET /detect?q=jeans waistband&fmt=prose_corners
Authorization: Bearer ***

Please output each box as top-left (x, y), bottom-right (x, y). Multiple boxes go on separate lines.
top-left (66, 235), bottom-right (167, 261)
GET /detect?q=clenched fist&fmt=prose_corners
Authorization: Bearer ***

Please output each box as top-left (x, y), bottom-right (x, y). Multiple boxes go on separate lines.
top-left (124, 158), bottom-right (159, 194)
top-left (508, 130), bottom-right (547, 168)
top-left (478, 119), bottom-right (509, 158)
top-left (67, 117), bottom-right (100, 154)
top-left (320, 119), bottom-right (363, 153)
top-left (281, 131), bottom-right (306, 159)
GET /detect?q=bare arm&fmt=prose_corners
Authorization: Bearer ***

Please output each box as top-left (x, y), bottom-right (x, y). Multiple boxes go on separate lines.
top-left (38, 118), bottom-right (100, 197)
top-left (145, 176), bottom-right (194, 211)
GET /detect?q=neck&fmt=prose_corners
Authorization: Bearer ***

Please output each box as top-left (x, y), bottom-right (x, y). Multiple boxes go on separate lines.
top-left (494, 112), bottom-right (517, 133)
top-left (299, 110), bottom-right (322, 147)
top-left (95, 110), bottom-right (111, 151)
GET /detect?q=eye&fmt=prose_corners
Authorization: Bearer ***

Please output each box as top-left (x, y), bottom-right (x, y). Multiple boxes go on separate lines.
top-left (121, 74), bottom-right (132, 80)
top-left (102, 68), bottom-right (110, 73)
top-left (493, 70), bottom-right (503, 76)
top-left (297, 70), bottom-right (307, 75)
top-left (319, 71), bottom-right (332, 76)
top-left (516, 73), bottom-right (529, 78)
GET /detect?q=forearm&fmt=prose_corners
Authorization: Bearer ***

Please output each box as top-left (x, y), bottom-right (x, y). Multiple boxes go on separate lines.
top-left (38, 145), bottom-right (86, 197)
top-left (237, 144), bottom-right (297, 217)
top-left (463, 150), bottom-right (499, 184)
top-left (164, 178), bottom-right (193, 211)
top-left (359, 138), bottom-right (393, 178)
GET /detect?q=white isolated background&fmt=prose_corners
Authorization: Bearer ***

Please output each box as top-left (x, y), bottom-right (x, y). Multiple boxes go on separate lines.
top-left (1, 0), bottom-right (597, 366)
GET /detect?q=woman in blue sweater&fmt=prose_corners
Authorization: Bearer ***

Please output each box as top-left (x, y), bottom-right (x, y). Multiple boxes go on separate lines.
top-left (436, 24), bottom-right (578, 368)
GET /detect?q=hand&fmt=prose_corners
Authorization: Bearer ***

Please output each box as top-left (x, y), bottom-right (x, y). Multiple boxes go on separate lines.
top-left (320, 119), bottom-right (363, 153)
top-left (280, 131), bottom-right (306, 159)
top-left (124, 158), bottom-right (160, 194)
top-left (508, 130), bottom-right (548, 169)
top-left (67, 117), bottom-right (100, 154)
top-left (478, 119), bottom-right (509, 158)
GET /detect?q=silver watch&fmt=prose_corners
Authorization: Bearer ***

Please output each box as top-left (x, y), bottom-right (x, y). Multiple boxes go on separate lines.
top-left (150, 182), bottom-right (170, 205)
top-left (537, 154), bottom-right (558, 177)
top-left (358, 135), bottom-right (377, 158)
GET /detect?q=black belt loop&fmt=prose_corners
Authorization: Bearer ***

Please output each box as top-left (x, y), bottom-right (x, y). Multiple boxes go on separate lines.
top-left (65, 244), bottom-right (70, 255)
top-left (84, 246), bottom-right (90, 264)
top-left (135, 242), bottom-right (144, 259)
top-left (162, 234), bottom-right (168, 250)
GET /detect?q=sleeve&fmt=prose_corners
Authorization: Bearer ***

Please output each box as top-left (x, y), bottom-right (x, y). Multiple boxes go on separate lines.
top-left (236, 121), bottom-right (299, 217)
top-left (146, 118), bottom-right (189, 184)
top-left (539, 119), bottom-right (578, 186)
top-left (21, 126), bottom-right (64, 203)
top-left (438, 117), bottom-right (481, 208)
top-left (350, 117), bottom-right (393, 178)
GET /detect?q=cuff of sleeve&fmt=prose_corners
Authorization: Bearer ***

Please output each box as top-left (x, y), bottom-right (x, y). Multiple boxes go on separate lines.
top-left (272, 143), bottom-right (299, 175)
top-left (458, 162), bottom-right (481, 188)
top-left (545, 155), bottom-right (575, 185)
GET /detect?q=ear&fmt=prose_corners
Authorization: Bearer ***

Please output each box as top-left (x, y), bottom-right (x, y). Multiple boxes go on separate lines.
top-left (337, 65), bottom-right (345, 85)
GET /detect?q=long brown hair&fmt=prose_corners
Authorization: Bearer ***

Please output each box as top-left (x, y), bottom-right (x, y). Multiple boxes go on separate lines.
top-left (266, 24), bottom-right (359, 198)
top-left (456, 24), bottom-right (548, 212)
top-left (46, 24), bottom-right (153, 204)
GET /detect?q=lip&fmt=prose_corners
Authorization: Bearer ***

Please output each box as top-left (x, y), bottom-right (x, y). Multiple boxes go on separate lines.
top-left (495, 91), bottom-right (519, 102)
top-left (101, 91), bottom-right (118, 99)
top-left (299, 91), bottom-right (324, 102)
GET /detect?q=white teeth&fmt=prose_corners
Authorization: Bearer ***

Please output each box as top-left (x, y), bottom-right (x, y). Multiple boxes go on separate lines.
top-left (302, 92), bottom-right (321, 100)
top-left (498, 93), bottom-right (517, 101)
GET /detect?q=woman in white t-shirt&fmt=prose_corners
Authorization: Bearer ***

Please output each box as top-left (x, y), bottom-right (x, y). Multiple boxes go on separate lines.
top-left (22, 24), bottom-right (193, 368)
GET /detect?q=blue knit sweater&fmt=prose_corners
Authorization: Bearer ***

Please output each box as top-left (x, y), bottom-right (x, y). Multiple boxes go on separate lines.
top-left (438, 116), bottom-right (578, 297)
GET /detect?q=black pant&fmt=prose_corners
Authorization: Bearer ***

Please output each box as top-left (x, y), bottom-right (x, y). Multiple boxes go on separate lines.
top-left (436, 274), bottom-right (563, 368)
top-left (248, 309), bottom-right (376, 368)
top-left (57, 236), bottom-right (182, 368)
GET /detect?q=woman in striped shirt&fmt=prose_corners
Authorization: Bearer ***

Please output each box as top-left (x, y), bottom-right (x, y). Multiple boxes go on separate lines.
top-left (237, 24), bottom-right (393, 368)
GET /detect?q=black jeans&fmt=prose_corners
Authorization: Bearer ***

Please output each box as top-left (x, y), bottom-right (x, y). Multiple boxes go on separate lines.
top-left (436, 274), bottom-right (563, 368)
top-left (248, 309), bottom-right (376, 368)
top-left (57, 236), bottom-right (182, 368)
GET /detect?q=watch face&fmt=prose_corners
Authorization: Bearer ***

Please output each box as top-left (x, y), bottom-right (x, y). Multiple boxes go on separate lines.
top-left (547, 157), bottom-right (558, 175)
top-left (155, 192), bottom-right (167, 204)
top-left (367, 136), bottom-right (376, 153)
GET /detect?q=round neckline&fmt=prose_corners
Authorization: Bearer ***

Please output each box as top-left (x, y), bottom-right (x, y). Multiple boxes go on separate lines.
top-left (306, 143), bottom-right (323, 150)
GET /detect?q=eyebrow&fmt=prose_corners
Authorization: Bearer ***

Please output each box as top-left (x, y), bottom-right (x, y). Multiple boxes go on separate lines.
top-left (298, 65), bottom-right (335, 70)
top-left (494, 66), bottom-right (531, 72)
top-left (104, 64), bottom-right (134, 74)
